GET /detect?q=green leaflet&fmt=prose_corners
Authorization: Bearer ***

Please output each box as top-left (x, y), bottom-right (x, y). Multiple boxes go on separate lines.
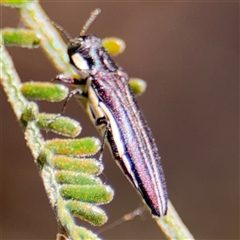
top-left (21, 82), bottom-right (69, 102)
top-left (60, 185), bottom-right (114, 204)
top-left (45, 138), bottom-right (101, 156)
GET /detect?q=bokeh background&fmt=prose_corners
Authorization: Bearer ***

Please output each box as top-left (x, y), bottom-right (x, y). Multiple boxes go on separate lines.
top-left (1, 2), bottom-right (239, 240)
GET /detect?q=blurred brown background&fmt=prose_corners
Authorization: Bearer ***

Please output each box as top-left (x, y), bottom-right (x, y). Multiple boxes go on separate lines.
top-left (1, 2), bottom-right (239, 240)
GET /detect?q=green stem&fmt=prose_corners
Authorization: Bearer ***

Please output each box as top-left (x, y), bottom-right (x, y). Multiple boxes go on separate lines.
top-left (19, 1), bottom-right (77, 77)
top-left (156, 201), bottom-right (194, 239)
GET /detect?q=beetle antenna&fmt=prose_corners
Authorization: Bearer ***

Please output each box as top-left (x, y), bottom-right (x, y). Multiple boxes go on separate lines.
top-left (51, 21), bottom-right (72, 41)
top-left (80, 8), bottom-right (101, 36)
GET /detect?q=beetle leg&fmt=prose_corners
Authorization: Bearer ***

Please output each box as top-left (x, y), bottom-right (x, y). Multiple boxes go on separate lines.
top-left (52, 74), bottom-right (76, 84)
top-left (96, 117), bottom-right (110, 162)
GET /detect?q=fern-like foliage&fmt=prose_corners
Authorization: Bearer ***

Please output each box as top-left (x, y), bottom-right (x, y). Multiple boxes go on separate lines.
top-left (1, 1), bottom-right (194, 240)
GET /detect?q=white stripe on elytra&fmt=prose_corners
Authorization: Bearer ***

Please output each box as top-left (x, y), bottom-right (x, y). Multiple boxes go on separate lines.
top-left (112, 154), bottom-right (140, 191)
top-left (122, 154), bottom-right (140, 189)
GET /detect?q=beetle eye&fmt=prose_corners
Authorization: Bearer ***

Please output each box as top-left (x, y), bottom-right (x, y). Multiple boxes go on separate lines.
top-left (68, 39), bottom-right (82, 55)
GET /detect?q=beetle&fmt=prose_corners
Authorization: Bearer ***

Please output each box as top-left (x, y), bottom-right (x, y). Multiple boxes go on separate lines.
top-left (54, 8), bottom-right (168, 217)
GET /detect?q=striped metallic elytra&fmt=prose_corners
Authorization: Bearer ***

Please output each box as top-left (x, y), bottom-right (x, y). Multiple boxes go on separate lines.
top-left (54, 9), bottom-right (168, 217)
